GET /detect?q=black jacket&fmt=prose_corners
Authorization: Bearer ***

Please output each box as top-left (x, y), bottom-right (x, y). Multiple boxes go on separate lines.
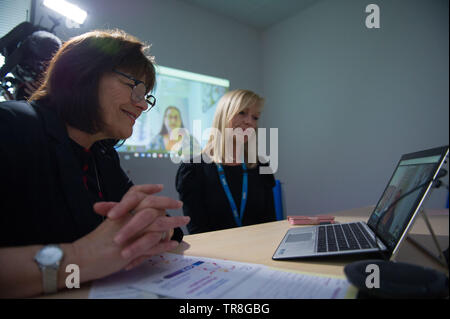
top-left (0, 100), bottom-right (183, 246)
top-left (176, 158), bottom-right (276, 234)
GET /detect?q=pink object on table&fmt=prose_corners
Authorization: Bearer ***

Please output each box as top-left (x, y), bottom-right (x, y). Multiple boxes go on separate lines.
top-left (287, 215), bottom-right (335, 225)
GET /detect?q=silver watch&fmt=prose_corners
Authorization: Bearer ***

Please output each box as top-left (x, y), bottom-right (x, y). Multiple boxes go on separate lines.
top-left (34, 244), bottom-right (64, 294)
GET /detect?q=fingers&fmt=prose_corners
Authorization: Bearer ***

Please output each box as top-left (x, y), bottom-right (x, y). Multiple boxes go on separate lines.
top-left (124, 255), bottom-right (148, 271)
top-left (136, 195), bottom-right (184, 212)
top-left (93, 202), bottom-right (118, 216)
top-left (142, 240), bottom-right (181, 258)
top-left (160, 229), bottom-right (173, 243)
top-left (118, 216), bottom-right (189, 260)
top-left (113, 208), bottom-right (165, 244)
top-left (121, 230), bottom-right (180, 260)
top-left (115, 214), bottom-right (190, 245)
top-left (146, 216), bottom-right (189, 233)
top-left (108, 184), bottom-right (178, 219)
top-left (158, 229), bottom-right (174, 243)
top-left (121, 232), bottom-right (162, 259)
top-left (124, 240), bottom-right (180, 271)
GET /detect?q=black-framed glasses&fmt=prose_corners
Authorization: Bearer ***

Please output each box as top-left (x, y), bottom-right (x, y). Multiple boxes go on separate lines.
top-left (112, 69), bottom-right (156, 112)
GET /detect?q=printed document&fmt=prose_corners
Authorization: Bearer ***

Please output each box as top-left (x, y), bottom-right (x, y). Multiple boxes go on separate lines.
top-left (89, 253), bottom-right (356, 299)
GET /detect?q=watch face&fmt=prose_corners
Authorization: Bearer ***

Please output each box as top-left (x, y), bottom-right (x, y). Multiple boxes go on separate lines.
top-left (37, 245), bottom-right (63, 266)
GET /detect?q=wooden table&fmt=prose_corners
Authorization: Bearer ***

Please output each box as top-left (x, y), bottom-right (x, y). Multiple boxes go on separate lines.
top-left (42, 206), bottom-right (449, 298)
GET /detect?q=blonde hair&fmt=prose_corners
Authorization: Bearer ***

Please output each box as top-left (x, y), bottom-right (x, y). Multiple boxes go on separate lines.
top-left (203, 89), bottom-right (264, 167)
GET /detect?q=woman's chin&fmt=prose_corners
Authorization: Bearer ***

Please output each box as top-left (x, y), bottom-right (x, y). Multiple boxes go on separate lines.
top-left (117, 128), bottom-right (133, 140)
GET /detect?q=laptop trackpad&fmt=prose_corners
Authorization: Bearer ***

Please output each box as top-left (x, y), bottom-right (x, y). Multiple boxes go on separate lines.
top-left (285, 233), bottom-right (313, 243)
top-left (274, 229), bottom-right (316, 258)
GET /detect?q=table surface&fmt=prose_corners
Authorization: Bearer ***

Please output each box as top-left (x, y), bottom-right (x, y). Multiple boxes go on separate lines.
top-left (42, 206), bottom-right (449, 298)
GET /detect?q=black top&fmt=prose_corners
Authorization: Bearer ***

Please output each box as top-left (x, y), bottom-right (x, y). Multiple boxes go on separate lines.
top-left (0, 100), bottom-right (183, 247)
top-left (176, 158), bottom-right (277, 234)
top-left (69, 138), bottom-right (105, 204)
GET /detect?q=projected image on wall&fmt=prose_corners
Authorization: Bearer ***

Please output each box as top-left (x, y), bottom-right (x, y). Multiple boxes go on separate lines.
top-left (116, 65), bottom-right (229, 159)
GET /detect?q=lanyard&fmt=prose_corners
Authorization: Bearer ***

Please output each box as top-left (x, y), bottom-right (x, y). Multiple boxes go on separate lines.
top-left (216, 163), bottom-right (248, 227)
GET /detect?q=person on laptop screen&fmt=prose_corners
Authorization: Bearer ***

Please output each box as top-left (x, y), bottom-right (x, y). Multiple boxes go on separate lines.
top-left (176, 89), bottom-right (277, 234)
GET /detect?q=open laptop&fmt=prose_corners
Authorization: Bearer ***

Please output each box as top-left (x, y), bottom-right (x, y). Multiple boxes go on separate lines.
top-left (272, 145), bottom-right (449, 261)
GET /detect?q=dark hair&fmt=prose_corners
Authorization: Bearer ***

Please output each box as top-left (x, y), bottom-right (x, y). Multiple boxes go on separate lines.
top-left (29, 29), bottom-right (156, 134)
top-left (159, 106), bottom-right (184, 135)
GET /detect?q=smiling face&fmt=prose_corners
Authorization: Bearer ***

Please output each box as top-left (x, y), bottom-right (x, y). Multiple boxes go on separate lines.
top-left (97, 70), bottom-right (148, 139)
top-left (228, 102), bottom-right (261, 139)
top-left (164, 107), bottom-right (182, 132)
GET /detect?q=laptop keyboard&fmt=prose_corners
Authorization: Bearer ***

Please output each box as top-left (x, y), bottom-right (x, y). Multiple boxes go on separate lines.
top-left (317, 222), bottom-right (376, 252)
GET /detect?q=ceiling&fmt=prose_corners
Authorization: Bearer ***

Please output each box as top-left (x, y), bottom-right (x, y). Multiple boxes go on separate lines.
top-left (179, 0), bottom-right (321, 30)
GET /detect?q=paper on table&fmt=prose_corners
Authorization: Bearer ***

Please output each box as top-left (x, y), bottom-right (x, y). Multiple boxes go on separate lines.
top-left (223, 266), bottom-right (352, 299)
top-left (127, 253), bottom-right (355, 299)
top-left (89, 266), bottom-right (160, 299)
top-left (130, 253), bottom-right (261, 299)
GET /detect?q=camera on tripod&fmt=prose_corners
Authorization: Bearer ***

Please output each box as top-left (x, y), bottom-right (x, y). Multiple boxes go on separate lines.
top-left (0, 21), bottom-right (62, 101)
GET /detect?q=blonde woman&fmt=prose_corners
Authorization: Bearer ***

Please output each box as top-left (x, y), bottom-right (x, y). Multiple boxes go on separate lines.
top-left (175, 89), bottom-right (276, 234)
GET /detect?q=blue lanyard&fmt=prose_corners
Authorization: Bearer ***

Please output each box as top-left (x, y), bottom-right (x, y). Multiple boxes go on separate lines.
top-left (216, 163), bottom-right (248, 227)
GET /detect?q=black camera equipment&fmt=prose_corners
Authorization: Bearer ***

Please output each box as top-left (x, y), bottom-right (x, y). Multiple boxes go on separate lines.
top-left (0, 21), bottom-right (62, 100)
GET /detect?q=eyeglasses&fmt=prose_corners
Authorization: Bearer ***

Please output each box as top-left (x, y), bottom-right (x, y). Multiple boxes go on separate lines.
top-left (112, 69), bottom-right (156, 112)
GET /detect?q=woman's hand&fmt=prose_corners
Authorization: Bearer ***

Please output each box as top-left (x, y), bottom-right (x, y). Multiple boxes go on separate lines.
top-left (72, 184), bottom-right (190, 281)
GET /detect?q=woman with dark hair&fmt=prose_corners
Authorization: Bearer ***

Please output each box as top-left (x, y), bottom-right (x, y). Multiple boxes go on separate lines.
top-left (149, 105), bottom-right (201, 156)
top-left (0, 29), bottom-right (190, 298)
top-left (150, 106), bottom-right (185, 152)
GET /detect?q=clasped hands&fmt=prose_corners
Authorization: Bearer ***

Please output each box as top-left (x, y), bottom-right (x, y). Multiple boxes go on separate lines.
top-left (74, 184), bottom-right (190, 280)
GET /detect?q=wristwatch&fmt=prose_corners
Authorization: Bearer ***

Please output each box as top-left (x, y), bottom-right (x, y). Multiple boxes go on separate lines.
top-left (34, 244), bottom-right (64, 294)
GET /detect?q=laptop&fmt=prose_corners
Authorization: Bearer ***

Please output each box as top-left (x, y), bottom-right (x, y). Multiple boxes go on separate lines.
top-left (272, 145), bottom-right (449, 261)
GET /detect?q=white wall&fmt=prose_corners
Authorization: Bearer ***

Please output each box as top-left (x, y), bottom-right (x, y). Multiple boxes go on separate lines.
top-left (262, 0), bottom-right (449, 215)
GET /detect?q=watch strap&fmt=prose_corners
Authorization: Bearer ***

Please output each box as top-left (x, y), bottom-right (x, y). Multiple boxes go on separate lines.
top-left (42, 265), bottom-right (59, 294)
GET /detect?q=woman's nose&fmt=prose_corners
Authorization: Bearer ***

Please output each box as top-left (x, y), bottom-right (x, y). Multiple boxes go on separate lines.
top-left (133, 99), bottom-right (148, 111)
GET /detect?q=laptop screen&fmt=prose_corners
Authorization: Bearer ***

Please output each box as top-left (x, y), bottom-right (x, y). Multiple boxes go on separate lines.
top-left (367, 146), bottom-right (448, 252)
